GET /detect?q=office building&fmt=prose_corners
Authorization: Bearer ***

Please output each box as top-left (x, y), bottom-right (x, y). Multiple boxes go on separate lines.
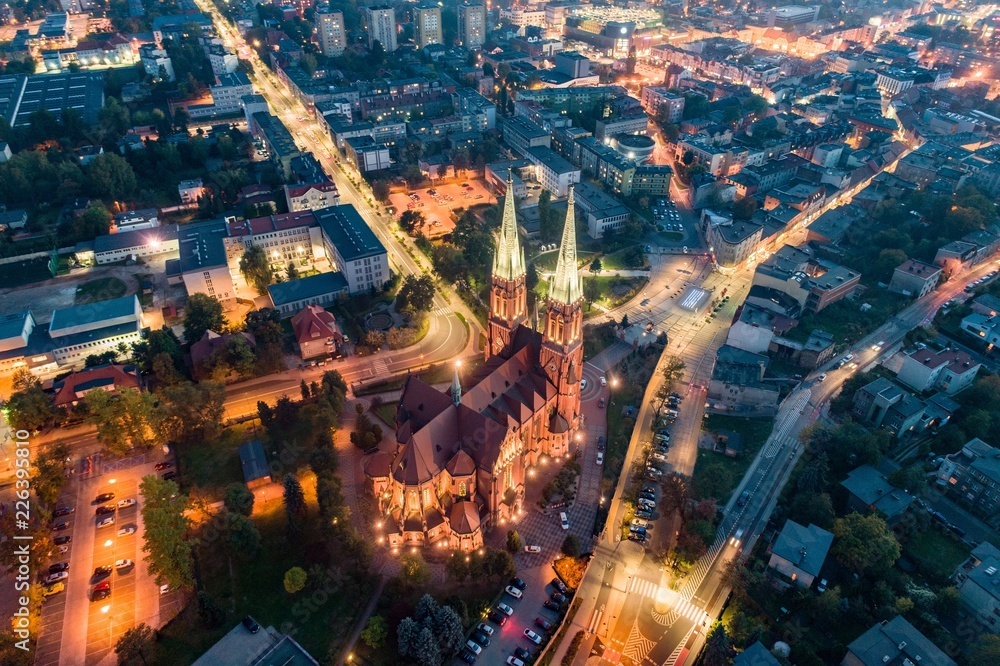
top-left (314, 205), bottom-right (389, 293)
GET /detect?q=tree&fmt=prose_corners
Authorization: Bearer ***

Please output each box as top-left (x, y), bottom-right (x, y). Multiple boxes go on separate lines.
top-left (538, 189), bottom-right (559, 241)
top-left (702, 622), bottom-right (731, 666)
top-left (33, 443), bottom-right (70, 508)
top-left (139, 475), bottom-right (193, 589)
top-left (86, 388), bottom-right (159, 457)
top-left (226, 513), bottom-right (261, 559)
top-left (832, 513), bottom-right (901, 577)
top-left (971, 635), bottom-right (1000, 664)
top-left (239, 245), bottom-right (274, 295)
top-left (744, 94), bottom-right (770, 118)
top-left (224, 483), bottom-right (255, 516)
top-left (399, 210), bottom-right (426, 235)
top-left (888, 466), bottom-right (925, 494)
top-left (561, 535), bottom-right (580, 557)
top-left (300, 379), bottom-right (310, 401)
top-left (6, 372), bottom-right (53, 432)
top-left (158, 381), bottom-right (225, 444)
top-left (789, 492), bottom-right (834, 529)
top-left (87, 153), bottom-right (136, 200)
top-left (286, 262), bottom-right (299, 281)
top-left (75, 201), bottom-right (113, 238)
top-left (397, 617), bottom-right (420, 657)
top-left (661, 355), bottom-right (686, 387)
top-left (732, 197), bottom-right (757, 221)
top-left (796, 452), bottom-right (829, 493)
top-left (400, 551), bottom-right (432, 588)
top-left (506, 529), bottom-right (523, 553)
top-left (115, 623), bottom-right (155, 665)
top-left (183, 293), bottom-right (225, 342)
top-left (283, 474), bottom-right (306, 530)
top-left (412, 626), bottom-right (440, 666)
top-left (360, 614), bottom-right (388, 649)
top-left (584, 279), bottom-right (600, 305)
top-left (396, 274), bottom-right (435, 314)
top-left (283, 566), bottom-right (308, 593)
top-left (590, 257), bottom-right (603, 273)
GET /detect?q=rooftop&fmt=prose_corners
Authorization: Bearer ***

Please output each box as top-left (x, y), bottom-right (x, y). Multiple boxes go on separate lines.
top-left (238, 440), bottom-right (269, 484)
top-left (49, 295), bottom-right (139, 337)
top-left (771, 519), bottom-right (834, 578)
top-left (845, 616), bottom-right (955, 666)
top-left (314, 205), bottom-right (386, 263)
top-left (266, 272), bottom-right (349, 307)
top-left (177, 220), bottom-right (229, 272)
top-left (840, 464), bottom-right (912, 519)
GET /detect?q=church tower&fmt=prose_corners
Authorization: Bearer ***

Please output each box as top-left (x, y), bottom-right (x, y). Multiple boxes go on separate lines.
top-left (541, 187), bottom-right (584, 455)
top-left (486, 175), bottom-right (528, 360)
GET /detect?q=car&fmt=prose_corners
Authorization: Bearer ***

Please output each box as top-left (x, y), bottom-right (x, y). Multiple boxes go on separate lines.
top-left (817, 578), bottom-right (828, 593)
top-left (52, 520), bottom-right (70, 532)
top-left (638, 492), bottom-right (656, 502)
top-left (506, 658), bottom-right (525, 666)
top-left (48, 562), bottom-right (69, 574)
top-left (115, 559), bottom-right (134, 570)
top-left (93, 565), bottom-right (113, 577)
top-left (598, 397), bottom-right (605, 408)
top-left (580, 378), bottom-right (587, 390)
top-left (43, 582), bottom-right (65, 597)
top-left (524, 545), bottom-right (541, 553)
top-left (544, 600), bottom-right (561, 611)
top-left (630, 525), bottom-right (649, 536)
top-left (53, 506), bottom-right (75, 517)
top-left (92, 580), bottom-right (110, 592)
top-left (737, 491), bottom-right (750, 507)
top-left (95, 504), bottom-right (116, 516)
top-left (523, 629), bottom-right (543, 645)
top-left (559, 512), bottom-right (569, 530)
top-left (645, 245), bottom-right (652, 252)
top-left (160, 584), bottom-right (172, 595)
top-left (600, 376), bottom-right (607, 386)
top-left (54, 536), bottom-right (72, 546)
top-left (242, 616), bottom-right (260, 634)
top-left (629, 533), bottom-right (648, 545)
top-left (816, 373), bottom-right (827, 382)
top-left (97, 516), bottom-right (115, 529)
top-left (466, 640), bottom-right (483, 655)
top-left (551, 592), bottom-right (567, 604)
top-left (459, 650), bottom-right (477, 664)
top-left (117, 499), bottom-right (136, 509)
top-left (949, 524), bottom-right (967, 538)
top-left (477, 622), bottom-right (494, 636)
top-left (118, 526), bottom-right (136, 537)
top-left (636, 509), bottom-right (654, 520)
top-left (932, 511), bottom-right (948, 525)
top-left (471, 630), bottom-right (491, 647)
top-left (497, 602), bottom-right (515, 616)
top-left (95, 493), bottom-right (115, 502)
top-left (597, 436), bottom-right (605, 451)
top-left (505, 585), bottom-right (524, 599)
top-left (596, 451), bottom-right (604, 465)
top-left (91, 588), bottom-right (111, 601)
top-left (510, 577), bottom-right (527, 590)
top-left (44, 571), bottom-right (69, 584)
top-left (162, 471), bottom-right (177, 481)
top-left (488, 610), bottom-right (508, 625)
top-left (871, 341), bottom-right (885, 351)
top-left (632, 518), bottom-right (650, 529)
top-left (730, 528), bottom-right (744, 547)
top-left (551, 578), bottom-right (568, 594)
top-left (154, 462), bottom-right (173, 471)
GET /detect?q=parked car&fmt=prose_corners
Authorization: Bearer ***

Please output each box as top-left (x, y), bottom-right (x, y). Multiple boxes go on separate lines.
top-left (162, 471), bottom-right (177, 481)
top-left (242, 616), bottom-right (260, 634)
top-left (489, 610), bottom-right (508, 625)
top-left (52, 520), bottom-right (70, 532)
top-left (115, 559), bottom-right (134, 571)
top-left (506, 658), bottom-right (524, 666)
top-left (471, 630), bottom-right (491, 647)
top-left (816, 373), bottom-right (827, 382)
top-left (91, 588), bottom-right (111, 601)
top-left (93, 565), bottom-right (113, 577)
top-left (459, 649), bottom-right (476, 664)
top-left (117, 499), bottom-right (136, 509)
top-left (497, 602), bottom-right (515, 616)
top-left (544, 600), bottom-right (561, 612)
top-left (596, 451), bottom-right (604, 465)
top-left (48, 562), bottom-right (69, 574)
top-left (44, 571), bottom-right (69, 585)
top-left (551, 592), bottom-right (567, 604)
top-left (510, 577), bottom-right (527, 590)
top-left (94, 493), bottom-right (115, 502)
top-left (635, 509), bottom-right (653, 519)
top-left (465, 640), bottom-right (483, 655)
top-left (118, 526), bottom-right (136, 537)
top-left (580, 379), bottom-right (587, 390)
top-left (54, 536), bottom-right (72, 546)
top-left (43, 582), bottom-right (65, 597)
top-left (551, 578), bottom-right (568, 594)
top-left (505, 585), bottom-right (523, 599)
top-left (600, 376), bottom-right (607, 386)
top-left (524, 545), bottom-right (541, 553)
top-left (476, 622), bottom-right (494, 636)
top-left (153, 462), bottom-right (172, 471)
top-left (598, 397), bottom-right (605, 408)
top-left (597, 436), bottom-right (605, 451)
top-left (97, 516), bottom-right (115, 529)
top-left (534, 617), bottom-right (553, 631)
top-left (559, 512), bottom-right (569, 530)
top-left (95, 505), bottom-right (116, 516)
top-left (53, 506), bottom-right (75, 517)
top-left (92, 581), bottom-right (110, 592)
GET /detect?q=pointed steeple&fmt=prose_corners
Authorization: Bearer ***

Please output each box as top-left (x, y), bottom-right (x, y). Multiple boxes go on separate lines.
top-left (451, 363), bottom-right (462, 406)
top-left (492, 173), bottom-right (526, 281)
top-left (549, 186), bottom-right (582, 305)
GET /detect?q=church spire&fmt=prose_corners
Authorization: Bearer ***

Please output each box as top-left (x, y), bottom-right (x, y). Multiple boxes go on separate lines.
top-left (451, 362), bottom-right (462, 406)
top-left (549, 186), bottom-right (582, 305)
top-left (492, 173), bottom-right (526, 281)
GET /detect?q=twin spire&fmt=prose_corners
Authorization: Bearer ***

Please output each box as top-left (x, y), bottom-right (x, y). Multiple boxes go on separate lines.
top-left (490, 175), bottom-right (581, 306)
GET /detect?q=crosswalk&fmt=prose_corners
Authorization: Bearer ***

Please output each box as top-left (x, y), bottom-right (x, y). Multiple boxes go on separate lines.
top-left (622, 622), bottom-right (655, 663)
top-left (431, 306), bottom-right (450, 317)
top-left (626, 577), bottom-right (710, 625)
top-left (371, 358), bottom-right (389, 377)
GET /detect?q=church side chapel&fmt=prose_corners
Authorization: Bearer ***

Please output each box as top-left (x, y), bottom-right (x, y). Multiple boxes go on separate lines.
top-left (366, 178), bottom-right (586, 551)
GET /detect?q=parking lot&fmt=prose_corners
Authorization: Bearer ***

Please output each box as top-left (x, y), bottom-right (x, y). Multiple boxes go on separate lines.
top-left (389, 180), bottom-right (495, 238)
top-left (35, 453), bottom-right (180, 666)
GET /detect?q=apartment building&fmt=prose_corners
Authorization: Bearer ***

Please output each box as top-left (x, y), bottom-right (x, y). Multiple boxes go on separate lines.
top-left (315, 8), bottom-right (346, 56)
top-left (364, 6), bottom-right (397, 52)
top-left (458, 2), bottom-right (486, 48)
top-left (414, 5), bottom-right (442, 49)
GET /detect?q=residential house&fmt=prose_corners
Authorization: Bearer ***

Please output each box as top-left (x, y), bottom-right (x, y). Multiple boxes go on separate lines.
top-left (291, 304), bottom-right (343, 359)
top-left (839, 465), bottom-right (913, 524)
top-left (960, 313), bottom-right (1000, 348)
top-left (935, 437), bottom-right (1000, 525)
top-left (190, 330), bottom-right (256, 380)
top-left (767, 519), bottom-right (834, 589)
top-left (955, 541), bottom-right (1000, 632)
top-left (267, 272), bottom-right (349, 317)
top-left (178, 179), bottom-right (206, 204)
top-left (733, 642), bottom-right (782, 666)
top-left (852, 377), bottom-right (926, 438)
top-left (895, 347), bottom-right (980, 396)
top-left (842, 616), bottom-right (955, 666)
top-left (889, 259), bottom-right (941, 297)
top-left (51, 364), bottom-right (141, 407)
top-left (237, 440), bottom-right (271, 490)
top-left (707, 345), bottom-right (780, 416)
top-left (284, 181), bottom-right (340, 212)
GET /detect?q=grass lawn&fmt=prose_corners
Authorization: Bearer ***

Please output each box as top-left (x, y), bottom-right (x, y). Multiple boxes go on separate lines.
top-left (692, 415), bottom-right (774, 502)
top-left (0, 256), bottom-right (58, 287)
top-left (534, 250), bottom-right (596, 273)
top-left (583, 322), bottom-right (617, 358)
top-left (903, 526), bottom-right (971, 581)
top-left (75, 276), bottom-right (128, 305)
top-left (354, 356), bottom-right (483, 396)
top-left (372, 402), bottom-right (396, 427)
top-left (604, 349), bottom-right (661, 482)
top-left (784, 287), bottom-right (908, 345)
top-left (175, 428), bottom-right (248, 498)
top-left (601, 247), bottom-right (647, 271)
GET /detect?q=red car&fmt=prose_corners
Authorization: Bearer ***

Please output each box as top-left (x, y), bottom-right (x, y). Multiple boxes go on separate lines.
top-left (92, 581), bottom-right (110, 592)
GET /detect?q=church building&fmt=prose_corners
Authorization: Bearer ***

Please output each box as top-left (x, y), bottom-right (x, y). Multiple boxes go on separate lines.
top-left (365, 180), bottom-right (585, 550)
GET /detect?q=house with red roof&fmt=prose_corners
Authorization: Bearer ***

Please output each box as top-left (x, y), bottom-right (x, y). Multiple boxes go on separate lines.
top-left (51, 364), bottom-right (141, 407)
top-left (290, 305), bottom-right (343, 359)
top-left (284, 180), bottom-right (340, 212)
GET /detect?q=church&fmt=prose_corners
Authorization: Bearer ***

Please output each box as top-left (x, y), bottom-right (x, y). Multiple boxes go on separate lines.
top-left (365, 179), bottom-right (585, 551)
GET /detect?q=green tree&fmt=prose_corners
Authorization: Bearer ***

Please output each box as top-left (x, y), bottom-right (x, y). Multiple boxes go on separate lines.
top-left (114, 622), bottom-right (155, 665)
top-left (223, 483), bottom-right (255, 516)
top-left (583, 279), bottom-right (600, 304)
top-left (661, 355), bottom-right (686, 386)
top-left (789, 492), bottom-right (834, 529)
top-left (399, 210), bottom-right (426, 234)
top-left (396, 274), bottom-right (435, 314)
top-left (283, 474), bottom-right (306, 531)
top-left (239, 244), bottom-right (274, 295)
top-left (86, 388), bottom-right (159, 457)
top-left (732, 197), bottom-right (757, 220)
top-left (702, 622), bottom-right (731, 666)
top-left (506, 529), bottom-right (522, 553)
top-left (6, 370), bottom-right (53, 432)
top-left (87, 153), bottom-right (137, 199)
top-left (561, 535), bottom-right (580, 557)
top-left (158, 381), bottom-right (225, 443)
top-left (183, 293), bottom-right (225, 343)
top-left (590, 257), bottom-right (603, 273)
top-left (832, 512), bottom-right (901, 577)
top-left (139, 475), bottom-right (193, 589)
top-left (971, 634), bottom-right (1000, 664)
top-left (32, 443), bottom-right (70, 508)
top-left (225, 512), bottom-right (261, 559)
top-left (400, 551), bottom-right (432, 588)
top-left (283, 566), bottom-right (308, 593)
top-left (360, 614), bottom-right (388, 649)
top-left (75, 201), bottom-right (113, 239)
top-left (412, 626), bottom-right (440, 666)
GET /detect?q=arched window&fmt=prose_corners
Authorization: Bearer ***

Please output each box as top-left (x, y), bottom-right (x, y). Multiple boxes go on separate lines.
top-left (459, 482), bottom-right (467, 497)
top-left (422, 488), bottom-right (430, 507)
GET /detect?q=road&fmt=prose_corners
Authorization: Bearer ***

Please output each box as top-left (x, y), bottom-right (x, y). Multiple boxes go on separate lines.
top-left (554, 253), bottom-right (1000, 666)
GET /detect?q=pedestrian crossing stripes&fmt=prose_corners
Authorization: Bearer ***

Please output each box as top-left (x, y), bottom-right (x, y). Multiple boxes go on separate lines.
top-left (627, 578), bottom-right (708, 624)
top-left (371, 358), bottom-right (389, 377)
top-left (665, 629), bottom-right (695, 666)
top-left (763, 434), bottom-right (795, 459)
top-left (622, 622), bottom-right (655, 663)
top-left (431, 307), bottom-right (450, 317)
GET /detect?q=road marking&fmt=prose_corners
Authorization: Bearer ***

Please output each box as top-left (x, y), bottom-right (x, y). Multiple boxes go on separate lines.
top-left (371, 358), bottom-right (389, 377)
top-left (622, 622), bottom-right (654, 663)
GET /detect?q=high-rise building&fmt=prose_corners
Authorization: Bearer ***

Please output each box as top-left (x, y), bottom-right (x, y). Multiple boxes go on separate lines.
top-left (414, 5), bottom-right (442, 49)
top-left (315, 8), bottom-right (346, 56)
top-left (363, 5), bottom-right (397, 52)
top-left (458, 2), bottom-right (486, 48)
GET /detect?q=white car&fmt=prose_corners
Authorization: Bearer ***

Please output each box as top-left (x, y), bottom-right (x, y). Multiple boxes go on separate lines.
top-left (114, 559), bottom-right (133, 570)
top-left (44, 572), bottom-right (68, 584)
top-left (117, 499), bottom-right (136, 509)
top-left (497, 602), bottom-right (514, 615)
top-left (600, 376), bottom-right (607, 386)
top-left (507, 658), bottom-right (525, 666)
top-left (159, 584), bottom-right (171, 595)
top-left (559, 512), bottom-right (569, 530)
top-left (524, 545), bottom-right (541, 553)
top-left (465, 640), bottom-right (482, 655)
top-left (477, 622), bottom-right (494, 636)
top-left (58, 545), bottom-right (70, 554)
top-left (580, 379), bottom-right (587, 390)
top-left (523, 629), bottom-right (543, 645)
top-left (632, 518), bottom-right (649, 529)
top-left (97, 516), bottom-right (115, 529)
top-left (505, 585), bottom-right (523, 599)
top-left (117, 526), bottom-right (136, 537)
top-left (816, 373), bottom-right (827, 382)
top-left (596, 451), bottom-right (604, 465)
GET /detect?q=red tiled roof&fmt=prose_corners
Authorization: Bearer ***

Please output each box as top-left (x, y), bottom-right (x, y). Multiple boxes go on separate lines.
top-left (229, 210), bottom-right (317, 237)
top-left (449, 501), bottom-right (480, 534)
top-left (290, 304), bottom-right (342, 345)
top-left (285, 180), bottom-right (338, 199)
top-left (52, 364), bottom-right (140, 407)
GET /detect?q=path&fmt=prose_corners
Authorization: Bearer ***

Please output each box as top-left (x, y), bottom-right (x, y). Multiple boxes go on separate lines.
top-left (336, 574), bottom-right (387, 666)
